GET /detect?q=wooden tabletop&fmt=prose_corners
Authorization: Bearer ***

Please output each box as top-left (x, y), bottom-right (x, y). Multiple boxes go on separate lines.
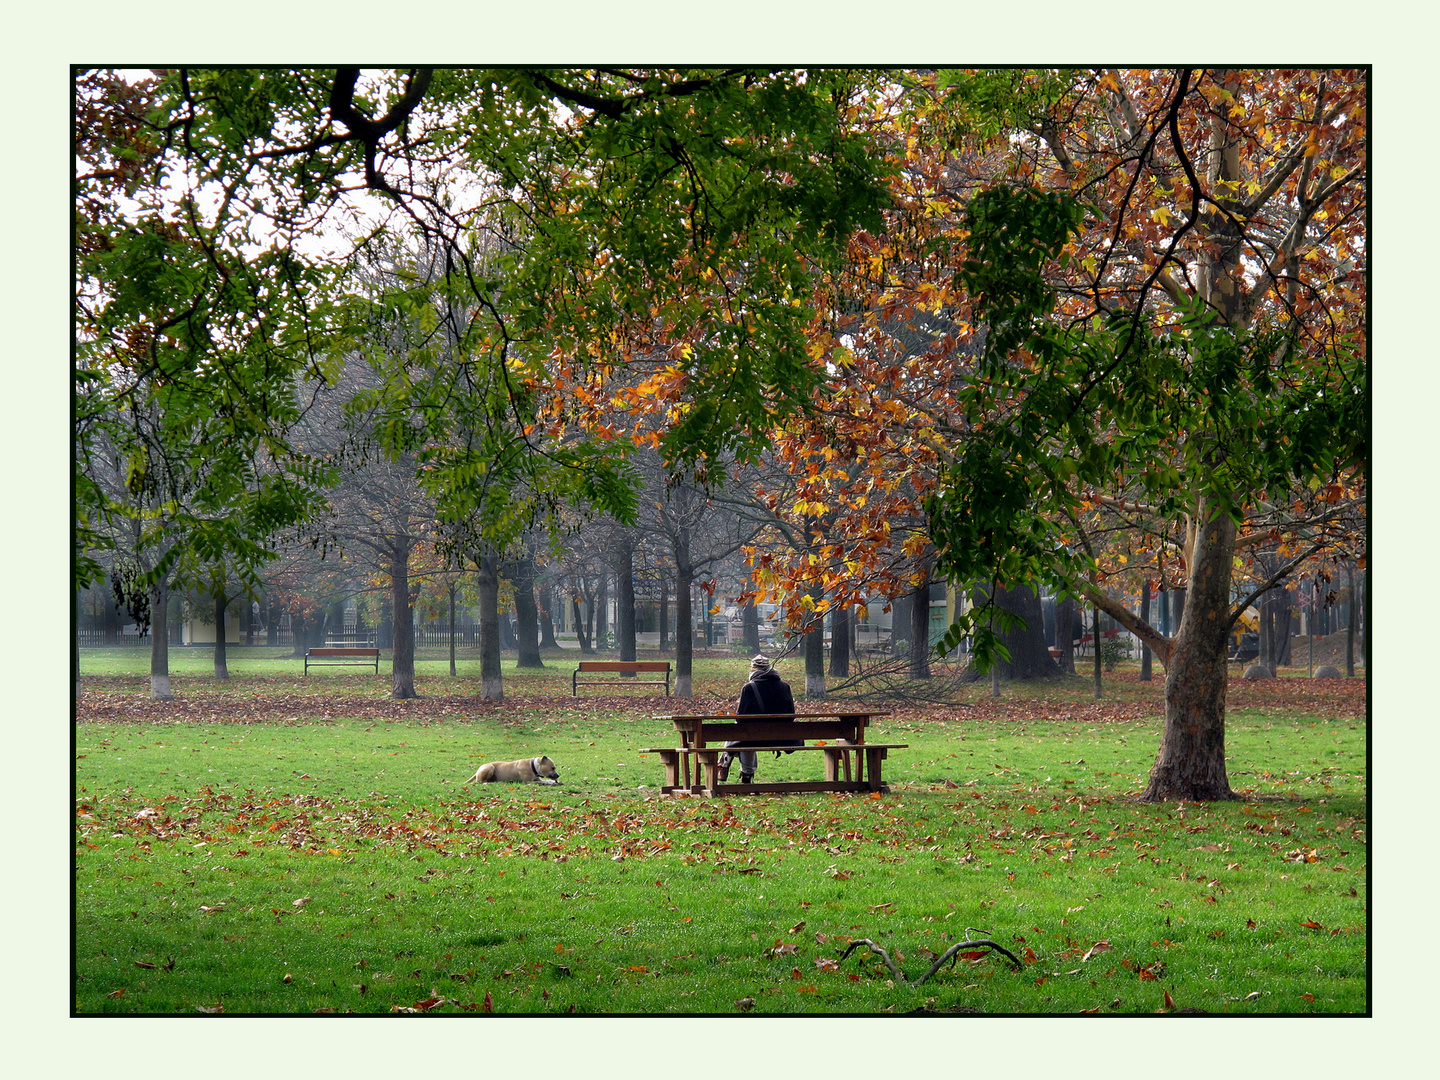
top-left (655, 711), bottom-right (891, 721)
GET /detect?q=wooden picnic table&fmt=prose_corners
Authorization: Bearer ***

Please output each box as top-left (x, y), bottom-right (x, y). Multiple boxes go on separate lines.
top-left (642, 711), bottom-right (903, 797)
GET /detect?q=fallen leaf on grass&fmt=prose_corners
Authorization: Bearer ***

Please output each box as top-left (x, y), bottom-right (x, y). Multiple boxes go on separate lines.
top-left (735, 997), bottom-right (756, 1012)
top-left (1081, 941), bottom-right (1112, 962)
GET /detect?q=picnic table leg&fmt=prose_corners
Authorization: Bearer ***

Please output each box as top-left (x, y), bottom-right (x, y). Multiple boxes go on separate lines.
top-left (865, 747), bottom-right (887, 792)
top-left (660, 751), bottom-right (680, 792)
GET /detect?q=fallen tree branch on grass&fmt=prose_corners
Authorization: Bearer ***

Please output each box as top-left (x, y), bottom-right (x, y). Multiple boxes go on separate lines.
top-left (839, 928), bottom-right (1024, 986)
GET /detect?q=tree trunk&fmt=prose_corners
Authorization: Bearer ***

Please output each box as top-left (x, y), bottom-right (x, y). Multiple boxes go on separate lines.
top-left (1357, 567), bottom-right (1367, 668)
top-left (596, 573), bottom-right (609, 652)
top-left (891, 592), bottom-right (912, 657)
top-left (805, 589), bottom-right (826, 698)
top-left (1054, 595), bottom-right (1076, 675)
top-left (1139, 580), bottom-right (1153, 682)
top-left (149, 577), bottom-right (173, 700)
top-left (909, 572), bottom-right (931, 679)
top-left (512, 557), bottom-right (544, 669)
top-left (829, 602), bottom-right (851, 677)
top-left (742, 598), bottom-right (760, 654)
top-left (213, 589), bottom-right (229, 680)
top-left (448, 581), bottom-right (458, 676)
top-left (538, 578), bottom-right (559, 650)
top-left (477, 552), bottom-right (503, 701)
top-left (498, 602), bottom-right (518, 651)
top-left (1275, 588), bottom-right (1293, 666)
top-left (572, 584), bottom-right (593, 655)
top-left (291, 603), bottom-right (308, 657)
top-left (616, 550), bottom-right (637, 664)
top-left (971, 583), bottom-right (1059, 681)
top-left (1092, 603), bottom-right (1103, 700)
top-left (390, 542), bottom-right (418, 699)
top-left (674, 562), bottom-right (694, 697)
top-left (1141, 496), bottom-right (1238, 802)
top-left (659, 575), bottom-right (669, 655)
top-left (1345, 561), bottom-right (1356, 678)
top-left (102, 586), bottom-right (120, 645)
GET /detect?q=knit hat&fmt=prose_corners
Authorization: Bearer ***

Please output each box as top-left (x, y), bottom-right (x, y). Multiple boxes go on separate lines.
top-left (749, 655), bottom-right (772, 675)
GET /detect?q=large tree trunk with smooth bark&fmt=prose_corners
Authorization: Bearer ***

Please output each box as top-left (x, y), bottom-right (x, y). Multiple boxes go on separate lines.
top-left (448, 581), bottom-right (458, 676)
top-left (149, 577), bottom-right (173, 701)
top-left (829, 602), bottom-right (851, 677)
top-left (1141, 496), bottom-right (1238, 802)
top-left (742, 599), bottom-right (760, 654)
top-left (1054, 595), bottom-right (1077, 675)
top-left (805, 588), bottom-right (826, 698)
top-left (969, 583), bottom-right (1059, 681)
top-left (213, 590), bottom-right (229, 680)
top-left (389, 542), bottom-right (418, 699)
top-left (674, 562), bottom-right (694, 698)
top-left (908, 572), bottom-right (930, 680)
top-left (616, 549), bottom-right (637, 664)
top-left (511, 557), bottom-right (544, 669)
top-left (538, 579), bottom-right (559, 650)
top-left (477, 552), bottom-right (503, 701)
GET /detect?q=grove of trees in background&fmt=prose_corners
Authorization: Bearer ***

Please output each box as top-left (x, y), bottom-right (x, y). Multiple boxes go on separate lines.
top-left (75, 68), bottom-right (1366, 802)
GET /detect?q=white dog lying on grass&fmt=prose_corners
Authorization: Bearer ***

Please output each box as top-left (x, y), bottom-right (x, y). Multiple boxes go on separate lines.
top-left (467, 755), bottom-right (561, 785)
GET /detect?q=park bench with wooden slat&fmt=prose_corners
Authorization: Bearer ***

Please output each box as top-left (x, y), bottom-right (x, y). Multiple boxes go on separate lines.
top-left (642, 711), bottom-right (904, 797)
top-left (572, 660), bottom-right (672, 696)
top-left (303, 647), bottom-right (381, 675)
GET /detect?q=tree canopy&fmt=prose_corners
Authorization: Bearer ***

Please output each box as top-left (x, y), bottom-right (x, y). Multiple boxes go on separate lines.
top-left (75, 67), bottom-right (1367, 797)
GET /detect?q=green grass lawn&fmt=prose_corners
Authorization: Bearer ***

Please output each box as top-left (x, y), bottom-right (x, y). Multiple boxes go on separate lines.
top-left (73, 649), bottom-right (1367, 1015)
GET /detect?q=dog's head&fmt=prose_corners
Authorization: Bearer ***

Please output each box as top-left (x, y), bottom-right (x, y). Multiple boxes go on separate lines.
top-left (534, 755), bottom-right (560, 781)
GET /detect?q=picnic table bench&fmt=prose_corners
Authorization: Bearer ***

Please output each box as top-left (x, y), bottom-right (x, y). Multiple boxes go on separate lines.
top-left (642, 711), bottom-right (903, 797)
top-left (303, 647), bottom-right (381, 675)
top-left (572, 660), bottom-right (672, 696)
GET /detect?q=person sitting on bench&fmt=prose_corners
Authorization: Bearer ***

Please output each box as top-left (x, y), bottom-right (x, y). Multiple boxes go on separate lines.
top-left (717, 654), bottom-right (799, 784)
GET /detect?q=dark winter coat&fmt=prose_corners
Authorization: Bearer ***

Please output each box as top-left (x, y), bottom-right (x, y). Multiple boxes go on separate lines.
top-left (733, 669), bottom-right (801, 754)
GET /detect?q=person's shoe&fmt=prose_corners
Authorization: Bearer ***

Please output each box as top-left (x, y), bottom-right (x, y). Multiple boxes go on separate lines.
top-left (715, 754), bottom-right (731, 783)
top-left (740, 773), bottom-right (754, 784)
